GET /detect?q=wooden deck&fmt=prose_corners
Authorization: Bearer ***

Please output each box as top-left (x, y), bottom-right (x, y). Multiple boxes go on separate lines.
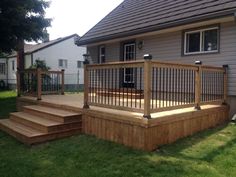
top-left (13, 94), bottom-right (230, 151)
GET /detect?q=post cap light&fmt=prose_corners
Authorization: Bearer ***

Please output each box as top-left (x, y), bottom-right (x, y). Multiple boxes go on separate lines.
top-left (195, 60), bottom-right (202, 65)
top-left (223, 64), bottom-right (229, 68)
top-left (143, 54), bottom-right (152, 60)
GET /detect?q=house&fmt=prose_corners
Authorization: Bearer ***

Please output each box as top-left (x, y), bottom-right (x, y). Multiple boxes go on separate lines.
top-left (0, 34), bottom-right (86, 90)
top-left (0, 0), bottom-right (234, 151)
top-left (76, 0), bottom-right (236, 116)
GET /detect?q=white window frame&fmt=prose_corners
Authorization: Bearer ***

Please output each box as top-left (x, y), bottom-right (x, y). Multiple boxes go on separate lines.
top-left (123, 43), bottom-right (135, 84)
top-left (99, 45), bottom-right (105, 64)
top-left (184, 27), bottom-right (219, 55)
top-left (0, 63), bottom-right (6, 75)
top-left (58, 59), bottom-right (68, 68)
top-left (77, 61), bottom-right (83, 68)
top-left (12, 60), bottom-right (15, 71)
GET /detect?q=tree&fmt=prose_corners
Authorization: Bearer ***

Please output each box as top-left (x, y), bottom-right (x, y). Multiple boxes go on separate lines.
top-left (0, 0), bottom-right (51, 54)
top-left (29, 59), bottom-right (50, 70)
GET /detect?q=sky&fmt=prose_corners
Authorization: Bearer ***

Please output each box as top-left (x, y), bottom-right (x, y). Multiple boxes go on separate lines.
top-left (45, 0), bottom-right (123, 40)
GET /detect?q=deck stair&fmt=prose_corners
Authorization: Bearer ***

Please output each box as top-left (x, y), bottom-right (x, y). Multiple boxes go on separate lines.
top-left (0, 105), bottom-right (82, 145)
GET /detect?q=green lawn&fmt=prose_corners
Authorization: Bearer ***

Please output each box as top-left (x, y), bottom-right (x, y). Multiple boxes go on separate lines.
top-left (0, 91), bottom-right (236, 177)
top-left (0, 90), bottom-right (17, 119)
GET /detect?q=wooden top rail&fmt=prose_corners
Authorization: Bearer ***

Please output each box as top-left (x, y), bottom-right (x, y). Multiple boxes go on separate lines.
top-left (86, 60), bottom-right (144, 69)
top-left (201, 66), bottom-right (225, 72)
top-left (151, 61), bottom-right (198, 70)
top-left (86, 59), bottom-right (225, 72)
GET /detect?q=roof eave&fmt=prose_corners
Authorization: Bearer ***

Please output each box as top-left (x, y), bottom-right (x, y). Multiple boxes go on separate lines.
top-left (76, 9), bottom-right (236, 46)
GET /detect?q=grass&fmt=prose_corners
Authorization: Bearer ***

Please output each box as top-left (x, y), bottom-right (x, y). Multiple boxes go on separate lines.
top-left (0, 90), bottom-right (17, 119)
top-left (0, 91), bottom-right (236, 177)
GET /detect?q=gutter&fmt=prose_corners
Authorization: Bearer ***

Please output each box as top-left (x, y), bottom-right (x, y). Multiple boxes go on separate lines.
top-left (76, 9), bottom-right (236, 46)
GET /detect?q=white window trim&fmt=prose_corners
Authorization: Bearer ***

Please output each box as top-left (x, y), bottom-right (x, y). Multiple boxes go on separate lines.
top-left (0, 63), bottom-right (6, 75)
top-left (12, 60), bottom-right (15, 72)
top-left (77, 60), bottom-right (83, 68)
top-left (58, 59), bottom-right (68, 68)
top-left (99, 46), bottom-right (105, 64)
top-left (184, 27), bottom-right (219, 55)
top-left (123, 43), bottom-right (135, 84)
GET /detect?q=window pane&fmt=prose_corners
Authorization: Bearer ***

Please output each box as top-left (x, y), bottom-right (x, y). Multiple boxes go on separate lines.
top-left (12, 61), bottom-right (15, 71)
top-left (204, 29), bottom-right (218, 51)
top-left (186, 32), bottom-right (200, 53)
top-left (0, 63), bottom-right (5, 74)
top-left (99, 46), bottom-right (105, 63)
top-left (59, 60), bottom-right (63, 67)
top-left (77, 61), bottom-right (83, 68)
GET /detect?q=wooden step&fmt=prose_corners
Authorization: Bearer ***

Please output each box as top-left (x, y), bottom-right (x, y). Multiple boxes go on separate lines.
top-left (10, 112), bottom-right (82, 133)
top-left (23, 105), bottom-right (81, 123)
top-left (0, 119), bottom-right (82, 145)
top-left (0, 119), bottom-right (44, 144)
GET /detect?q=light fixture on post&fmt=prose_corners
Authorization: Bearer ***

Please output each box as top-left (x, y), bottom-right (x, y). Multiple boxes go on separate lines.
top-left (143, 54), bottom-right (152, 60)
top-left (138, 41), bottom-right (143, 50)
top-left (195, 60), bottom-right (202, 65)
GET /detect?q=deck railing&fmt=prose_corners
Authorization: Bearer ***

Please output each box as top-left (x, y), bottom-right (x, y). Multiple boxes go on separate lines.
top-left (84, 59), bottom-right (227, 118)
top-left (17, 68), bottom-right (64, 100)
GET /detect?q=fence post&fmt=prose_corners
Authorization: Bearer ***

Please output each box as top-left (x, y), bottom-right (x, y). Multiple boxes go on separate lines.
top-left (194, 65), bottom-right (201, 110)
top-left (143, 54), bottom-right (152, 119)
top-left (61, 69), bottom-right (65, 95)
top-left (83, 60), bottom-right (90, 109)
top-left (223, 65), bottom-right (228, 105)
top-left (37, 68), bottom-right (42, 100)
top-left (16, 68), bottom-right (21, 97)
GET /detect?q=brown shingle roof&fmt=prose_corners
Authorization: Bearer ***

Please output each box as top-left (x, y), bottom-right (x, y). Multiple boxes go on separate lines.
top-left (77, 0), bottom-right (236, 45)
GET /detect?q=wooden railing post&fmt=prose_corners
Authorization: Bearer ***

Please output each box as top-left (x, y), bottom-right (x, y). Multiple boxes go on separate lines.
top-left (223, 65), bottom-right (228, 105)
top-left (16, 68), bottom-right (21, 97)
top-left (61, 69), bottom-right (65, 95)
top-left (143, 55), bottom-right (152, 119)
top-left (37, 68), bottom-right (42, 100)
top-left (195, 65), bottom-right (201, 110)
top-left (83, 60), bottom-right (90, 109)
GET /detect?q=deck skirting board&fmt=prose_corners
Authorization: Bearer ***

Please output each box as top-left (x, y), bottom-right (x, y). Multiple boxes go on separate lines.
top-left (82, 105), bottom-right (229, 151)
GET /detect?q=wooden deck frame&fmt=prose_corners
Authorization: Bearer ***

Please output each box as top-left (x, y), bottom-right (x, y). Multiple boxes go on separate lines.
top-left (16, 95), bottom-right (230, 151)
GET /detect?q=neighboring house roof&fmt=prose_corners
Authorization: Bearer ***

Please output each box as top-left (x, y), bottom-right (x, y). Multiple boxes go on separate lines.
top-left (7, 34), bottom-right (79, 58)
top-left (77, 0), bottom-right (236, 46)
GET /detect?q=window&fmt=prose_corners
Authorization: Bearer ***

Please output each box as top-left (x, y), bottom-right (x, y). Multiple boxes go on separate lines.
top-left (123, 43), bottom-right (135, 84)
top-left (184, 27), bottom-right (219, 55)
top-left (58, 59), bottom-right (67, 68)
top-left (12, 60), bottom-right (15, 71)
top-left (0, 63), bottom-right (5, 74)
top-left (98, 46), bottom-right (105, 63)
top-left (77, 61), bottom-right (84, 68)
